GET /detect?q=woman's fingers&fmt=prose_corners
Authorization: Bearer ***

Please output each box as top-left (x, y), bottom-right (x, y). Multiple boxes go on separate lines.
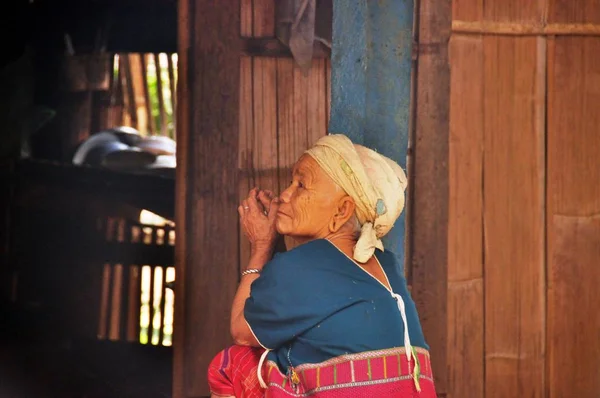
top-left (248, 191), bottom-right (265, 215)
top-left (257, 191), bottom-right (272, 210)
top-left (268, 198), bottom-right (280, 221)
top-left (245, 187), bottom-right (278, 217)
top-left (263, 190), bottom-right (274, 200)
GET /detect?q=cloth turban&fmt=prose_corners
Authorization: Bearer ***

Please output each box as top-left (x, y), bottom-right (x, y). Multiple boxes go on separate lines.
top-left (305, 134), bottom-right (408, 263)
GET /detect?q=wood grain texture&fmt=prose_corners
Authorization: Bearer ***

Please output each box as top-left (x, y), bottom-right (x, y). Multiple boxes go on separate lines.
top-left (546, 37), bottom-right (600, 217)
top-left (253, 0), bottom-right (275, 37)
top-left (306, 59), bottom-right (328, 147)
top-left (326, 59), bottom-right (331, 126)
top-left (482, 0), bottom-right (547, 23)
top-left (452, 0), bottom-right (483, 24)
top-left (237, 0), bottom-right (329, 259)
top-left (411, 0), bottom-right (451, 394)
top-left (447, 34), bottom-right (484, 398)
top-left (482, 36), bottom-right (546, 398)
top-left (452, 20), bottom-right (600, 35)
top-left (238, 56), bottom-right (253, 267)
top-left (172, 1), bottom-right (190, 397)
top-left (547, 215), bottom-right (600, 398)
top-left (238, 0), bottom-right (254, 268)
top-left (154, 53), bottom-right (168, 136)
top-left (548, 0), bottom-right (600, 24)
top-left (252, 0), bottom-right (279, 193)
top-left (292, 64), bottom-right (309, 154)
top-left (547, 36), bottom-right (600, 398)
top-left (276, 58), bottom-right (296, 192)
top-left (173, 0), bottom-right (240, 396)
top-left (453, 0), bottom-right (547, 23)
top-left (252, 56), bottom-right (278, 191)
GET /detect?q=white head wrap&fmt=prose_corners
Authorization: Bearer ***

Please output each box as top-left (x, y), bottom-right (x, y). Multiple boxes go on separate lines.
top-left (305, 134), bottom-right (408, 263)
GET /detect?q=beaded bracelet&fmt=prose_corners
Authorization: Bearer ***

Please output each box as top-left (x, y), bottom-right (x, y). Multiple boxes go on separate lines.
top-left (241, 268), bottom-right (261, 277)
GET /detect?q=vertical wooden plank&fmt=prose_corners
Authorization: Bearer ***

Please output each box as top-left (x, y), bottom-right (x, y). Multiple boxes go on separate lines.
top-left (250, 62), bottom-right (277, 181)
top-left (97, 263), bottom-right (111, 339)
top-left (446, 34), bottom-right (484, 398)
top-left (482, 0), bottom-right (547, 23)
top-left (452, 0), bottom-right (483, 22)
top-left (156, 267), bottom-right (166, 345)
top-left (276, 59), bottom-right (301, 252)
top-left (128, 54), bottom-right (150, 134)
top-left (546, 37), bottom-right (600, 217)
top-left (154, 53), bottom-right (168, 136)
top-left (109, 264), bottom-right (123, 341)
top-left (411, 0), bottom-right (451, 394)
top-left (110, 56), bottom-right (125, 127)
top-left (239, 55), bottom-right (253, 270)
top-left (173, 0), bottom-right (190, 397)
top-left (325, 59), bottom-right (331, 127)
top-left (167, 54), bottom-right (177, 134)
top-left (174, 0), bottom-right (240, 396)
top-left (120, 55), bottom-right (137, 128)
top-left (252, 0), bottom-right (278, 193)
top-left (547, 36), bottom-right (600, 398)
top-left (293, 66), bottom-right (309, 152)
top-left (126, 265), bottom-right (141, 342)
top-left (276, 58), bottom-right (297, 194)
top-left (483, 35), bottom-right (546, 398)
top-left (547, 216), bottom-right (600, 398)
top-left (140, 54), bottom-right (155, 134)
top-left (253, 0), bottom-right (275, 35)
top-left (548, 0), bottom-right (600, 24)
top-left (119, 262), bottom-right (131, 341)
top-left (306, 59), bottom-right (327, 146)
top-left (239, 0), bottom-right (254, 268)
top-left (148, 265), bottom-right (156, 341)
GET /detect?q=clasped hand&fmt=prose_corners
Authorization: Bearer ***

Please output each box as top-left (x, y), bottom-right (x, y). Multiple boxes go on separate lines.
top-left (238, 188), bottom-right (280, 254)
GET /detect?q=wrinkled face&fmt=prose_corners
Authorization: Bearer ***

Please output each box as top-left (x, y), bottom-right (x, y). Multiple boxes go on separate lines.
top-left (276, 155), bottom-right (345, 241)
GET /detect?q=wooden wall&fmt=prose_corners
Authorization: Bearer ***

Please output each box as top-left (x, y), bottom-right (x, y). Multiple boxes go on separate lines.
top-left (238, 0), bottom-right (331, 262)
top-left (174, 1), bottom-right (330, 396)
top-left (447, 1), bottom-right (600, 397)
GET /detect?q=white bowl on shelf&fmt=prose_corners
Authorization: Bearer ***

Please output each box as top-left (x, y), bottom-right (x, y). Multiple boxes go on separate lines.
top-left (137, 135), bottom-right (176, 156)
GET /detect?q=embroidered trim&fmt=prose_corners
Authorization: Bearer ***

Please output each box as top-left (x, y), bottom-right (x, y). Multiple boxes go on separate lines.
top-left (266, 346), bottom-right (430, 372)
top-left (266, 374), bottom-right (435, 397)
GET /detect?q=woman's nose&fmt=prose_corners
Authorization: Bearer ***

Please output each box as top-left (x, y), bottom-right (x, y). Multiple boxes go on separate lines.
top-left (280, 186), bottom-right (293, 203)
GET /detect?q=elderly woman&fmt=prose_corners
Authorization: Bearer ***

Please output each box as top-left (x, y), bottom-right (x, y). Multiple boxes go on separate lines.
top-left (208, 134), bottom-right (436, 397)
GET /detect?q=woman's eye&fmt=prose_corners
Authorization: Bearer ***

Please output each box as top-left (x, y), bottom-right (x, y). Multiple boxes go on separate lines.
top-left (298, 181), bottom-right (304, 189)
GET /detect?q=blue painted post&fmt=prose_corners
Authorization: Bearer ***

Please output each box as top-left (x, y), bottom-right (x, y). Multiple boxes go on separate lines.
top-left (329, 0), bottom-right (414, 271)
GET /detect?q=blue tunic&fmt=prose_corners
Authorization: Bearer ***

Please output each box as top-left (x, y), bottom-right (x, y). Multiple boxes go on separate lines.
top-left (244, 239), bottom-right (428, 373)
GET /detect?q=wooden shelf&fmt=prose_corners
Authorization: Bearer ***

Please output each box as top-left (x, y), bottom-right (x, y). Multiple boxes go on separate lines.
top-left (5, 159), bottom-right (175, 220)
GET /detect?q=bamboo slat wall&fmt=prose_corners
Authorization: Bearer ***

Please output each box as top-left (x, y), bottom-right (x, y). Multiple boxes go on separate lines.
top-left (448, 1), bottom-right (600, 397)
top-left (239, 0), bottom-right (331, 264)
top-left (105, 53), bottom-right (178, 138)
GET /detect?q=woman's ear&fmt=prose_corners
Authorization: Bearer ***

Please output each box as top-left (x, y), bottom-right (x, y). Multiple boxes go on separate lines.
top-left (329, 196), bottom-right (356, 233)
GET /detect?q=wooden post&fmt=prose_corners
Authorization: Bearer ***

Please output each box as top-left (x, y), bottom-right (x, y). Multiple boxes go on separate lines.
top-left (330, 0), bottom-right (449, 393)
top-left (412, 0), bottom-right (450, 394)
top-left (329, 0), bottom-right (414, 269)
top-left (173, 1), bottom-right (240, 397)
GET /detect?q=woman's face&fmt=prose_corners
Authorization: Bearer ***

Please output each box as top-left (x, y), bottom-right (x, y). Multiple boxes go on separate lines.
top-left (276, 155), bottom-right (345, 241)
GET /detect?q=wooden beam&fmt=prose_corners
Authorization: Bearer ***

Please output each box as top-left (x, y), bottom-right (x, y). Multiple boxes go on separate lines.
top-left (453, 21), bottom-right (600, 36)
top-left (240, 37), bottom-right (331, 58)
top-left (173, 1), bottom-right (240, 397)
